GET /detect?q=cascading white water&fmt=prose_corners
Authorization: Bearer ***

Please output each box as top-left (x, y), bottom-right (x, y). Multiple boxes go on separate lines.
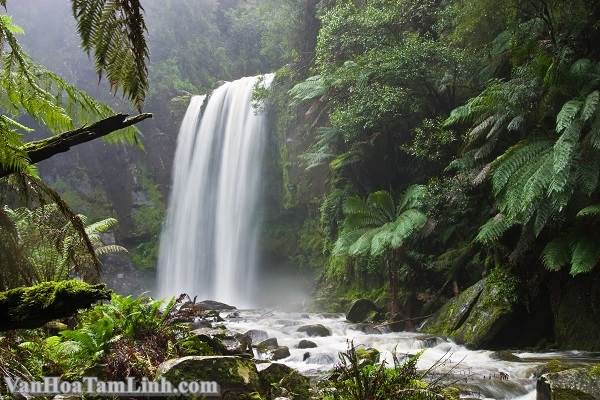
top-left (157, 74), bottom-right (274, 307)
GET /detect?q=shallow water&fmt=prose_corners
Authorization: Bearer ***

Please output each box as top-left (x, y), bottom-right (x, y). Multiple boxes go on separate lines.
top-left (223, 310), bottom-right (599, 400)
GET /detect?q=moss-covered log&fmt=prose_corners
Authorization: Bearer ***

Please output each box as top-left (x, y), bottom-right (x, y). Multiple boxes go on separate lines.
top-left (0, 113), bottom-right (152, 178)
top-left (0, 280), bottom-right (111, 331)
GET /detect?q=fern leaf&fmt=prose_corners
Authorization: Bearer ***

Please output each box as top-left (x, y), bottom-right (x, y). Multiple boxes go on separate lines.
top-left (571, 236), bottom-right (600, 275)
top-left (577, 204), bottom-right (600, 218)
top-left (556, 99), bottom-right (582, 133)
top-left (476, 214), bottom-right (514, 245)
top-left (582, 91), bottom-right (600, 122)
top-left (542, 236), bottom-right (571, 271)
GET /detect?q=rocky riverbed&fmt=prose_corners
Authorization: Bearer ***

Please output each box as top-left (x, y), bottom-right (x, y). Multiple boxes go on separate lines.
top-left (163, 301), bottom-right (600, 400)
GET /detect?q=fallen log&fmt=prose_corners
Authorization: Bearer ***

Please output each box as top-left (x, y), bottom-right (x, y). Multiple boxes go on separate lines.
top-left (0, 280), bottom-right (111, 331)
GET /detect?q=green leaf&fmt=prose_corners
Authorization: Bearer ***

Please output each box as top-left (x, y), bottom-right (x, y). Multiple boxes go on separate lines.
top-left (556, 99), bottom-right (582, 133)
top-left (582, 91), bottom-right (600, 122)
top-left (577, 204), bottom-right (600, 218)
top-left (542, 236), bottom-right (571, 271)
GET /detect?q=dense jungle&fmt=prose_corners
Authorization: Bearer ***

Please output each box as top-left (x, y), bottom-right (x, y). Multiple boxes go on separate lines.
top-left (1, 0), bottom-right (600, 399)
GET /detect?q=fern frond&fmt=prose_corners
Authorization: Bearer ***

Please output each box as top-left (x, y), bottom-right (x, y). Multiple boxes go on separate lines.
top-left (476, 214), bottom-right (514, 245)
top-left (72, 0), bottom-right (149, 110)
top-left (542, 236), bottom-right (571, 271)
top-left (577, 204), bottom-right (600, 218)
top-left (289, 75), bottom-right (327, 105)
top-left (582, 91), bottom-right (599, 122)
top-left (556, 99), bottom-right (582, 133)
top-left (571, 237), bottom-right (600, 275)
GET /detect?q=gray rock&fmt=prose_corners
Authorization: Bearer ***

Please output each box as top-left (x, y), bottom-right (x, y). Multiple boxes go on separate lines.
top-left (346, 299), bottom-right (380, 323)
top-left (537, 367), bottom-right (600, 400)
top-left (297, 339), bottom-right (317, 349)
top-left (297, 324), bottom-right (331, 337)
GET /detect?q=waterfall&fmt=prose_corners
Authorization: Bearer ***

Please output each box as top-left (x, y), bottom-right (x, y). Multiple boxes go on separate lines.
top-left (157, 74), bottom-right (274, 307)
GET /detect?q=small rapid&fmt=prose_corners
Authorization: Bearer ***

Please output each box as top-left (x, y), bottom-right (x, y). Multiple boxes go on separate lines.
top-left (223, 310), bottom-right (599, 399)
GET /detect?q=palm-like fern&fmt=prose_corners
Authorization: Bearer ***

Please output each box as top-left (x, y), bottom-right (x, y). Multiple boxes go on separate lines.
top-left (334, 186), bottom-right (428, 258)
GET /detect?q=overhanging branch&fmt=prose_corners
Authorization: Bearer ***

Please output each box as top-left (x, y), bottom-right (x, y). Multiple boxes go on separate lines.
top-left (0, 113), bottom-right (153, 178)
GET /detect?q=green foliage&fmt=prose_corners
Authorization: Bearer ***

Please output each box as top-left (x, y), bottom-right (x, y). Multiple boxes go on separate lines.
top-left (16, 293), bottom-right (192, 380)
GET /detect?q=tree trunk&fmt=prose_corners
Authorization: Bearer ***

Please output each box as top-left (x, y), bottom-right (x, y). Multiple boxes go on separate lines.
top-left (0, 113), bottom-right (152, 178)
top-left (387, 258), bottom-right (400, 315)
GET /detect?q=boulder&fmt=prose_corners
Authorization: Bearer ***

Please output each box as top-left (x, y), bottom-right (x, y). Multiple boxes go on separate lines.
top-left (270, 346), bottom-right (291, 361)
top-left (256, 338), bottom-right (279, 352)
top-left (422, 273), bottom-right (519, 349)
top-left (537, 368), bottom-right (600, 400)
top-left (259, 363), bottom-right (310, 400)
top-left (297, 324), bottom-right (331, 337)
top-left (245, 329), bottom-right (269, 344)
top-left (355, 347), bottom-right (380, 365)
top-left (198, 300), bottom-right (236, 310)
top-left (191, 327), bottom-right (249, 355)
top-left (157, 356), bottom-right (261, 397)
top-left (297, 340), bottom-right (317, 349)
top-left (346, 299), bottom-right (380, 323)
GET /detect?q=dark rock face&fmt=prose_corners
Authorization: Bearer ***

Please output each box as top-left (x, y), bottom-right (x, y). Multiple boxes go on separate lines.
top-left (198, 300), bottom-right (237, 310)
top-left (297, 324), bottom-right (331, 337)
top-left (553, 275), bottom-right (600, 351)
top-left (297, 339), bottom-right (317, 349)
top-left (346, 299), bottom-right (380, 323)
top-left (157, 356), bottom-right (261, 398)
top-left (537, 368), bottom-right (600, 400)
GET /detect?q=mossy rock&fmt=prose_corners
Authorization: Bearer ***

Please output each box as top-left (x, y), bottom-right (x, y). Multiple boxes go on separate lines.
top-left (452, 274), bottom-right (518, 348)
top-left (421, 279), bottom-right (485, 336)
top-left (355, 347), bottom-right (380, 365)
top-left (259, 363), bottom-right (310, 400)
top-left (346, 299), bottom-right (380, 323)
top-left (537, 368), bottom-right (600, 400)
top-left (157, 356), bottom-right (261, 398)
top-left (422, 270), bottom-right (520, 349)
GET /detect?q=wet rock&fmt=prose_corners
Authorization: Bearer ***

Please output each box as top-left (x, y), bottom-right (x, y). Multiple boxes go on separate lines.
top-left (157, 356), bottom-right (261, 397)
top-left (415, 335), bottom-right (445, 348)
top-left (490, 351), bottom-right (522, 362)
top-left (353, 323), bottom-right (385, 335)
top-left (201, 309), bottom-right (224, 322)
top-left (303, 352), bottom-right (310, 361)
top-left (256, 337), bottom-right (279, 352)
top-left (191, 327), bottom-right (249, 355)
top-left (245, 329), bottom-right (269, 344)
top-left (197, 300), bottom-right (236, 310)
top-left (259, 363), bottom-right (310, 400)
top-left (297, 324), bottom-right (331, 337)
top-left (191, 317), bottom-right (212, 329)
top-left (297, 339), bottom-right (317, 349)
top-left (270, 346), bottom-right (291, 361)
top-left (537, 367), bottom-right (600, 400)
top-left (355, 347), bottom-right (380, 365)
top-left (346, 299), bottom-right (380, 323)
top-left (227, 311), bottom-right (240, 319)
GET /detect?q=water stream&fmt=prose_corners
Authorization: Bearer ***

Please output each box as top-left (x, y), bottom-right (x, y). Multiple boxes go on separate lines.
top-left (224, 310), bottom-right (600, 400)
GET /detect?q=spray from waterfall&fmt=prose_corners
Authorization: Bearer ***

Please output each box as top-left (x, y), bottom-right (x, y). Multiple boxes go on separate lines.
top-left (157, 74), bottom-right (274, 307)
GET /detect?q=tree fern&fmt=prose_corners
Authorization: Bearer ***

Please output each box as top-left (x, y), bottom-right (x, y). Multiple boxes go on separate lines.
top-left (475, 214), bottom-right (515, 245)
